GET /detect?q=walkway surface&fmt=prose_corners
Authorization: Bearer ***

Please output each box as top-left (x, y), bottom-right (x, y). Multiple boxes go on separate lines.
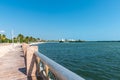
top-left (0, 45), bottom-right (27, 80)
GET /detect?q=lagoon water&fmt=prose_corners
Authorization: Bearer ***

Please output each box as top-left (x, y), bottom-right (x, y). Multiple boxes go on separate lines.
top-left (38, 42), bottom-right (120, 80)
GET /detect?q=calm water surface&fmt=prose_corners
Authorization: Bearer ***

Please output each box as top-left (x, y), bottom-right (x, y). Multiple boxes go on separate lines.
top-left (38, 42), bottom-right (120, 80)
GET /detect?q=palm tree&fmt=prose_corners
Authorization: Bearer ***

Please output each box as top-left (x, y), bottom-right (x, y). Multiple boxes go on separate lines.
top-left (2, 34), bottom-right (6, 39)
top-left (24, 36), bottom-right (29, 43)
top-left (0, 34), bottom-right (6, 43)
top-left (13, 37), bottom-right (17, 43)
top-left (0, 34), bottom-right (2, 43)
top-left (17, 34), bottom-right (24, 43)
top-left (29, 36), bottom-right (33, 42)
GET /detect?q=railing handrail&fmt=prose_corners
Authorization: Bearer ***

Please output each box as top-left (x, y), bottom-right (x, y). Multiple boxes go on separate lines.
top-left (35, 51), bottom-right (85, 80)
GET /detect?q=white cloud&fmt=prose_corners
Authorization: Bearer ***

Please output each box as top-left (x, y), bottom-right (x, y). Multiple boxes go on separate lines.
top-left (0, 30), bottom-right (5, 33)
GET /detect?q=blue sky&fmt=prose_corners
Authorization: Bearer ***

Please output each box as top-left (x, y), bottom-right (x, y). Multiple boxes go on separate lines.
top-left (0, 0), bottom-right (120, 40)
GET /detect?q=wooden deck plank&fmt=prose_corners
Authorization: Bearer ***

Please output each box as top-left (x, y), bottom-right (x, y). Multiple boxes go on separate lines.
top-left (0, 45), bottom-right (27, 80)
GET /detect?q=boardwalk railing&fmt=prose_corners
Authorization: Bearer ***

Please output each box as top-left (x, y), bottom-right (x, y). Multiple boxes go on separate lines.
top-left (22, 43), bottom-right (85, 80)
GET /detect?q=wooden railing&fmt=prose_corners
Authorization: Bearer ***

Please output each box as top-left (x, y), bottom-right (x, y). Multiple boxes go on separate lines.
top-left (22, 43), bottom-right (85, 80)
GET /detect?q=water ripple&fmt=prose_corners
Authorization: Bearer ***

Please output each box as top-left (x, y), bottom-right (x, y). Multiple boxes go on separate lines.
top-left (38, 42), bottom-right (120, 80)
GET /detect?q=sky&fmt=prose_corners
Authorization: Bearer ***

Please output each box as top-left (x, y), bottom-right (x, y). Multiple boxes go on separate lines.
top-left (0, 0), bottom-right (120, 41)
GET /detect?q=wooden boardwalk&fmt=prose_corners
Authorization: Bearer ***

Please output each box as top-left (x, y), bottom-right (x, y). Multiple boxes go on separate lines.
top-left (0, 44), bottom-right (85, 80)
top-left (0, 45), bottom-right (27, 80)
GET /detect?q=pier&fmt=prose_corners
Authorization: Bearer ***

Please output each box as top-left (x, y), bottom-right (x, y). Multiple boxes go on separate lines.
top-left (0, 43), bottom-right (84, 80)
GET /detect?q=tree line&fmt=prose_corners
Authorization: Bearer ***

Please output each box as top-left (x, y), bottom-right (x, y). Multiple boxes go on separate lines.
top-left (0, 34), bottom-right (41, 43)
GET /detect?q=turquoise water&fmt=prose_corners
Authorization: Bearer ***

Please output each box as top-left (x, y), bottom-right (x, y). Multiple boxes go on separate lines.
top-left (38, 42), bottom-right (120, 80)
